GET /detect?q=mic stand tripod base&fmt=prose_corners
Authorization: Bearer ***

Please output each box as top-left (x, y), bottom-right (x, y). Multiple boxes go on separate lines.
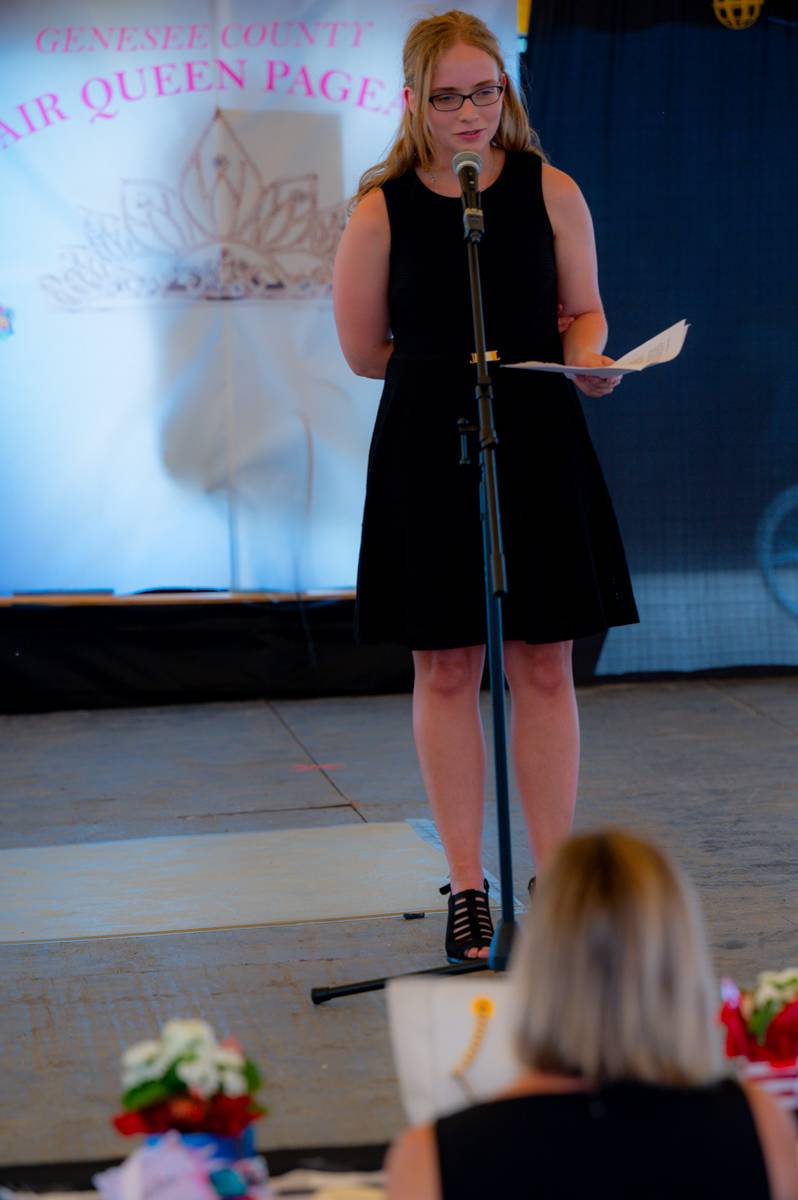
top-left (310, 956), bottom-right (490, 1006)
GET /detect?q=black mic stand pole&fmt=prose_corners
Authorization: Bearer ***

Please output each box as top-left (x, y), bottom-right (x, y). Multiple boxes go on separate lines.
top-left (458, 180), bottom-right (516, 971)
top-left (310, 167), bottom-right (515, 1004)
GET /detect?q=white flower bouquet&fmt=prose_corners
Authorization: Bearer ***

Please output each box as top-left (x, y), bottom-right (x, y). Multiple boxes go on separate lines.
top-left (112, 1018), bottom-right (265, 1138)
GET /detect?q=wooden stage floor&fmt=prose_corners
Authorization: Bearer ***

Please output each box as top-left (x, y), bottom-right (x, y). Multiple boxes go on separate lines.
top-left (1, 677), bottom-right (797, 1174)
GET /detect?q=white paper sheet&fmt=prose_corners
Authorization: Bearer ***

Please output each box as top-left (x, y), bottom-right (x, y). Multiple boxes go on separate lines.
top-left (506, 319), bottom-right (689, 379)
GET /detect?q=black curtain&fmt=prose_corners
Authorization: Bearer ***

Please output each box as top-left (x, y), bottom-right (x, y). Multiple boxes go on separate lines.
top-left (523, 1), bottom-right (798, 673)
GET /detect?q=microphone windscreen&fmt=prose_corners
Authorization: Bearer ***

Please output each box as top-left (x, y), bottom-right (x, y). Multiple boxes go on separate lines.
top-left (451, 150), bottom-right (483, 178)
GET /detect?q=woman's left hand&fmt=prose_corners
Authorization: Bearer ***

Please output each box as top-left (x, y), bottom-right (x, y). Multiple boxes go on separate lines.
top-left (567, 351), bottom-right (622, 398)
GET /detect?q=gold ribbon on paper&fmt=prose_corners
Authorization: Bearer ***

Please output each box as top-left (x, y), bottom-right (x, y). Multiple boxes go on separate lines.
top-left (450, 996), bottom-right (497, 1101)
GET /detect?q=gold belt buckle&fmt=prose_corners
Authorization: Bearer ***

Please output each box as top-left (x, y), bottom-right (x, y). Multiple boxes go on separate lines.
top-left (469, 350), bottom-right (501, 364)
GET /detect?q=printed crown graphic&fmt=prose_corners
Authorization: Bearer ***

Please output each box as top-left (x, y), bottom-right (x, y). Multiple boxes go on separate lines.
top-left (43, 111), bottom-right (347, 307)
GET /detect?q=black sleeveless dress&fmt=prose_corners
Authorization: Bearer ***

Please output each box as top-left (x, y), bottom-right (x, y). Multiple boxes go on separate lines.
top-left (435, 1080), bottom-right (772, 1199)
top-left (356, 151), bottom-right (639, 650)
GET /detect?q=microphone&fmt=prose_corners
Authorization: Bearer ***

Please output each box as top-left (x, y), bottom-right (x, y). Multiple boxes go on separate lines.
top-left (451, 150), bottom-right (484, 240)
top-left (451, 150), bottom-right (482, 211)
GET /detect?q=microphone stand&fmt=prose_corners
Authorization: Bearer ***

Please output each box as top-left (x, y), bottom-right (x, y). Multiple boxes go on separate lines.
top-left (457, 165), bottom-right (516, 971)
top-left (310, 157), bottom-right (515, 1005)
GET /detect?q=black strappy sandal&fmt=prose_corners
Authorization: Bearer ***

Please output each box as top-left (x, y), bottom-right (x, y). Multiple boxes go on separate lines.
top-left (440, 880), bottom-right (494, 964)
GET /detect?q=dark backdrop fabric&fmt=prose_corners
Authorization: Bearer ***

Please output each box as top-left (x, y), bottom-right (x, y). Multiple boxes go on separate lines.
top-left (523, 0), bottom-right (798, 673)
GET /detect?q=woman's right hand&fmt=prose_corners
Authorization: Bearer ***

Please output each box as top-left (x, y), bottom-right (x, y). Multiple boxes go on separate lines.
top-left (567, 350), bottom-right (622, 398)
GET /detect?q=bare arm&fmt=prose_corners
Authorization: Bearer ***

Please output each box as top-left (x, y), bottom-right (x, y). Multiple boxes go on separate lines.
top-left (541, 163), bottom-right (618, 398)
top-left (332, 188), bottom-right (393, 380)
top-left (742, 1080), bottom-right (798, 1200)
top-left (385, 1124), bottom-right (441, 1200)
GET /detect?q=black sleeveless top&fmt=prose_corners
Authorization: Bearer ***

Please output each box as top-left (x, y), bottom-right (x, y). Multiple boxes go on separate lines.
top-left (355, 151), bottom-right (639, 650)
top-left (435, 1079), bottom-right (772, 1199)
top-left (387, 152), bottom-right (562, 364)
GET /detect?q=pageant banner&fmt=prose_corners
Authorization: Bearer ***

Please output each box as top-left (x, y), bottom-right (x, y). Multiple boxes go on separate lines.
top-left (0, 1), bottom-right (515, 595)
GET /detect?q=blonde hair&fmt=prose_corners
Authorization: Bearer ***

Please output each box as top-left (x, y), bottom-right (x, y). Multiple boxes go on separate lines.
top-left (512, 830), bottom-right (725, 1086)
top-left (353, 9), bottom-right (543, 205)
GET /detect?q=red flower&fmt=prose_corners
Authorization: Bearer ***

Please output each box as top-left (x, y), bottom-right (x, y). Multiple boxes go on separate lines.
top-left (202, 1094), bottom-right (264, 1137)
top-left (762, 999), bottom-right (798, 1068)
top-left (720, 997), bottom-right (798, 1068)
top-left (112, 1111), bottom-right (152, 1136)
top-left (719, 1000), bottom-right (759, 1060)
top-left (113, 1102), bottom-right (173, 1135)
top-left (169, 1097), bottom-right (208, 1127)
top-left (112, 1093), bottom-right (265, 1138)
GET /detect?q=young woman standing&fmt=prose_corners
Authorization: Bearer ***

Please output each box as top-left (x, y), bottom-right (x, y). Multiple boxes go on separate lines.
top-left (333, 10), bottom-right (638, 962)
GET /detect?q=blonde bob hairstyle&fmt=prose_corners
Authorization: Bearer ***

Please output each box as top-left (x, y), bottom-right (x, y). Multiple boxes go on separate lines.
top-left (511, 830), bottom-right (725, 1086)
top-left (353, 9), bottom-right (543, 206)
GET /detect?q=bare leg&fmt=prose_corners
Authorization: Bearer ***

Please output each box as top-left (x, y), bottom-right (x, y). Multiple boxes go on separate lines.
top-left (503, 640), bottom-right (579, 871)
top-left (412, 645), bottom-right (488, 957)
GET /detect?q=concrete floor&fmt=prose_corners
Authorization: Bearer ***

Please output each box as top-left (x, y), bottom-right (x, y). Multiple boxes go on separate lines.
top-left (1, 677), bottom-right (797, 1167)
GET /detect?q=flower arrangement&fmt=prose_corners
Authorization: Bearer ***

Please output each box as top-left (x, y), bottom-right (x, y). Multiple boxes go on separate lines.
top-left (112, 1019), bottom-right (266, 1138)
top-left (719, 968), bottom-right (798, 1067)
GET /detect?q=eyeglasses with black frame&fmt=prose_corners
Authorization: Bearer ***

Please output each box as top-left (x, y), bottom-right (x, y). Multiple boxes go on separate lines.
top-left (428, 83), bottom-right (504, 112)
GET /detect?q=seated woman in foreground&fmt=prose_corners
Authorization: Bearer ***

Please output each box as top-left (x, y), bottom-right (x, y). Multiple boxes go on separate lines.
top-left (387, 830), bottom-right (798, 1200)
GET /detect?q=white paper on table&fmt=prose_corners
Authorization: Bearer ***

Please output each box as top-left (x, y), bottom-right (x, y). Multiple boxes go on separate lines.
top-left (505, 319), bottom-right (690, 379)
